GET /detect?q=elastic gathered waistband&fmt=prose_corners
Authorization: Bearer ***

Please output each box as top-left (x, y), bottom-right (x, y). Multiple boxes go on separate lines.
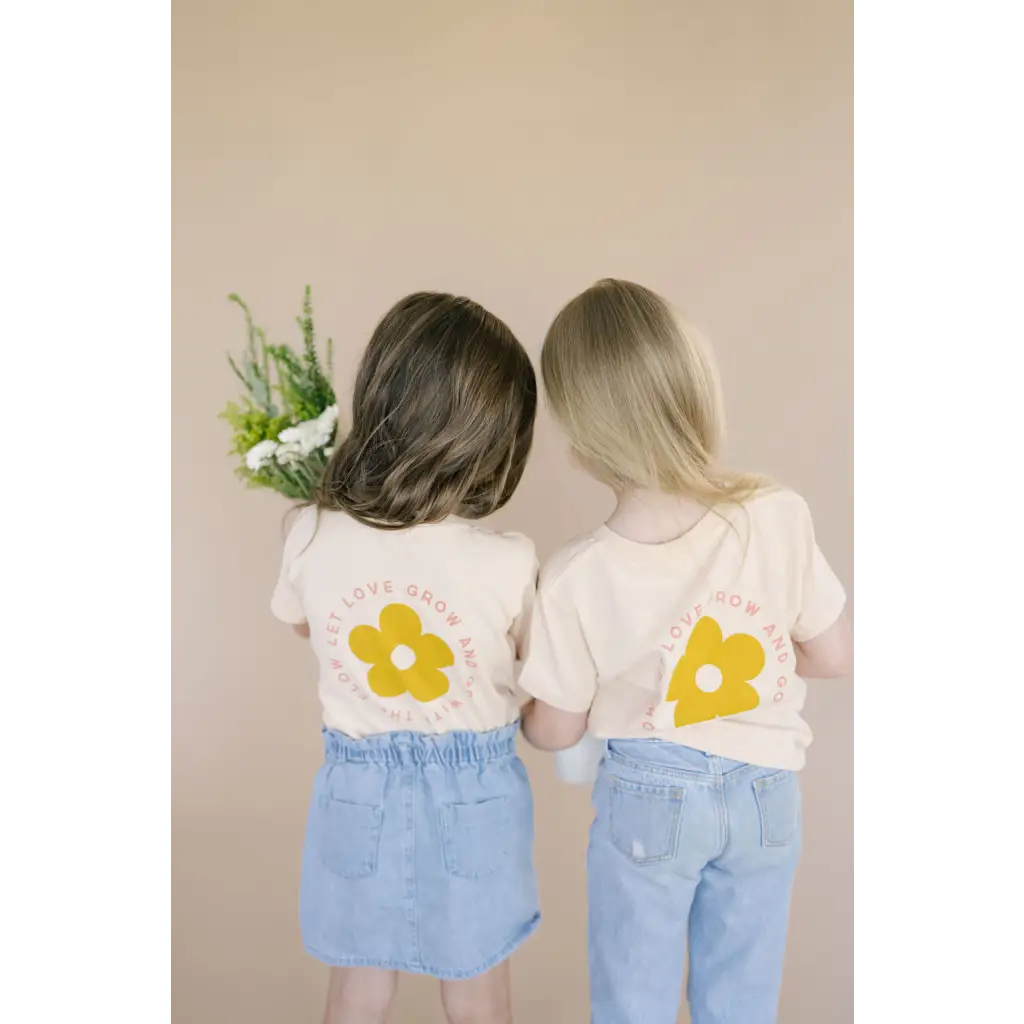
top-left (323, 722), bottom-right (519, 767)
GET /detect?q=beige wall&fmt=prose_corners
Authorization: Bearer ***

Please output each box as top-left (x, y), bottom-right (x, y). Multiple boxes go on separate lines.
top-left (172, 1), bottom-right (852, 1020)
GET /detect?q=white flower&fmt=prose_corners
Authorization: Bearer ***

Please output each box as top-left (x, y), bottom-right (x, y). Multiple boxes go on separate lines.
top-left (278, 405), bottom-right (339, 456)
top-left (285, 424), bottom-right (324, 455)
top-left (323, 446), bottom-right (334, 457)
top-left (245, 439), bottom-right (279, 471)
top-left (277, 424), bottom-right (318, 455)
top-left (317, 404), bottom-right (339, 430)
top-left (274, 441), bottom-right (303, 465)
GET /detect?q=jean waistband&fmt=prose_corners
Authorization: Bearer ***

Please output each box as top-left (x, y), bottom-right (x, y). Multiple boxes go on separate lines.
top-left (323, 722), bottom-right (519, 767)
top-left (607, 738), bottom-right (753, 777)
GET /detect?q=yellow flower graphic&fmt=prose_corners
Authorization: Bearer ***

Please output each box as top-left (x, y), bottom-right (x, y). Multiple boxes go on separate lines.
top-left (666, 616), bottom-right (765, 728)
top-left (349, 603), bottom-right (455, 702)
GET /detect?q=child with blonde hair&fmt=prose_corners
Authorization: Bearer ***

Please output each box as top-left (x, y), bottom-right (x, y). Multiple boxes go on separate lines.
top-left (273, 292), bottom-right (539, 1024)
top-left (519, 279), bottom-right (852, 1024)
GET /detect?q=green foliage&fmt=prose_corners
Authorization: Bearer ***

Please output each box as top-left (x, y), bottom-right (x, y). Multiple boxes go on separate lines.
top-left (233, 450), bottom-right (329, 501)
top-left (220, 401), bottom-right (292, 458)
top-left (219, 288), bottom-right (338, 500)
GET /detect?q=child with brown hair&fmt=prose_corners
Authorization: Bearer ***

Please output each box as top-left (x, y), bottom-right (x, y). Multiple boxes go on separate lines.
top-left (273, 292), bottom-right (539, 1024)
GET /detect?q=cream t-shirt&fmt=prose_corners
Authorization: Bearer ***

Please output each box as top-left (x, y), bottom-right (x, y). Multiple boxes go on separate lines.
top-left (518, 489), bottom-right (847, 771)
top-left (271, 508), bottom-right (537, 738)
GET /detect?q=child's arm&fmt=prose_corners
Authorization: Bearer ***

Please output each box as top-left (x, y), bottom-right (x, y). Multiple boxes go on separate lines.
top-left (794, 612), bottom-right (852, 678)
top-left (516, 563), bottom-right (598, 754)
top-left (520, 698), bottom-right (589, 751)
top-left (270, 507), bottom-right (316, 631)
top-left (791, 499), bottom-right (851, 678)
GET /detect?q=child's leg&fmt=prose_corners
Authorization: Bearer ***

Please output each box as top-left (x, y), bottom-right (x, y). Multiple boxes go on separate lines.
top-left (686, 770), bottom-right (802, 1024)
top-left (587, 818), bottom-right (700, 1024)
top-left (686, 859), bottom-right (798, 1024)
top-left (322, 966), bottom-right (398, 1024)
top-left (439, 960), bottom-right (512, 1024)
top-left (586, 748), bottom-right (729, 1024)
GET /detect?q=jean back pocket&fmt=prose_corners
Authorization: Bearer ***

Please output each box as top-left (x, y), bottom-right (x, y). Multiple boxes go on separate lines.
top-left (753, 771), bottom-right (801, 847)
top-left (607, 776), bottom-right (686, 866)
top-left (316, 797), bottom-right (384, 879)
top-left (439, 796), bottom-right (511, 880)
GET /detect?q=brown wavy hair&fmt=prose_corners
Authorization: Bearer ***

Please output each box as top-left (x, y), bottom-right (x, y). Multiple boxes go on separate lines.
top-left (316, 292), bottom-right (537, 529)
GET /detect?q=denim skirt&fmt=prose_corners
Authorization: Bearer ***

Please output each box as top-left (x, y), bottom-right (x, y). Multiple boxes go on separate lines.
top-left (300, 723), bottom-right (539, 979)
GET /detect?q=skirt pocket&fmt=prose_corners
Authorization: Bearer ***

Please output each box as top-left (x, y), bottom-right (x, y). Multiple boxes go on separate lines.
top-left (438, 796), bottom-right (512, 880)
top-left (315, 796), bottom-right (384, 879)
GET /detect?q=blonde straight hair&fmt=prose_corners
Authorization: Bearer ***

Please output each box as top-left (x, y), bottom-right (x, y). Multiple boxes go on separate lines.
top-left (541, 279), bottom-right (764, 506)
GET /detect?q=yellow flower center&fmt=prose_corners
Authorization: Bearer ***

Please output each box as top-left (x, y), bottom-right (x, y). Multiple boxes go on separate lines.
top-left (390, 644), bottom-right (416, 670)
top-left (695, 663), bottom-right (724, 693)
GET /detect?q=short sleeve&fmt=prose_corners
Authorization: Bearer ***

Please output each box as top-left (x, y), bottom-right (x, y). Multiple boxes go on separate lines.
top-left (791, 505), bottom-right (847, 643)
top-left (270, 507), bottom-right (317, 625)
top-left (517, 576), bottom-right (599, 713)
top-left (509, 545), bottom-right (539, 658)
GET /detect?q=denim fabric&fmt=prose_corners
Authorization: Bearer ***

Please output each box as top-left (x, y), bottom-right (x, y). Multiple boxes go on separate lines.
top-left (588, 739), bottom-right (802, 1024)
top-left (300, 723), bottom-right (539, 979)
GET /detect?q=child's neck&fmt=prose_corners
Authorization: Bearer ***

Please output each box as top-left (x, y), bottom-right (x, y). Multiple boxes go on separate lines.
top-left (606, 489), bottom-right (710, 544)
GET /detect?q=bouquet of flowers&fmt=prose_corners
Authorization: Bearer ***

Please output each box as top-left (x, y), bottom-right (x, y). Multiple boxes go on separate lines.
top-left (220, 287), bottom-right (338, 501)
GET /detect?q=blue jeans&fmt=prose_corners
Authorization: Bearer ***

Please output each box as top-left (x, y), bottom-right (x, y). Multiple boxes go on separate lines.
top-left (588, 739), bottom-right (802, 1024)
